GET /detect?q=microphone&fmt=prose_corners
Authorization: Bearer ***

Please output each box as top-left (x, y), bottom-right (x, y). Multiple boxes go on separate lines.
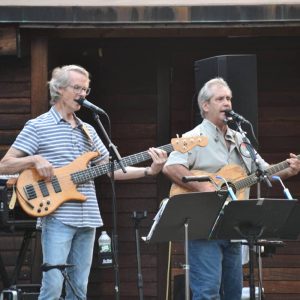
top-left (216, 175), bottom-right (237, 200)
top-left (41, 263), bottom-right (74, 272)
top-left (224, 110), bottom-right (250, 124)
top-left (182, 175), bottom-right (211, 183)
top-left (272, 175), bottom-right (293, 200)
top-left (75, 98), bottom-right (106, 115)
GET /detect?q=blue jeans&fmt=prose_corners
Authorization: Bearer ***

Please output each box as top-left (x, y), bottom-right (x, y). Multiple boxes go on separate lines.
top-left (189, 240), bottom-right (242, 300)
top-left (38, 216), bottom-right (96, 300)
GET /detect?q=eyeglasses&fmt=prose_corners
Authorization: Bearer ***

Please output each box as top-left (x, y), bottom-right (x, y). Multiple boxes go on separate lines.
top-left (68, 85), bottom-right (91, 95)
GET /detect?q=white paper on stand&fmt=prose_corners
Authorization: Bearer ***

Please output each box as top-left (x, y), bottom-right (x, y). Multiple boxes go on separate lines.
top-left (141, 198), bottom-right (169, 242)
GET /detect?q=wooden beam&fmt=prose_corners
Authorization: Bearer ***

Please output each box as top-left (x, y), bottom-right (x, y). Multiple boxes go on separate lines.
top-left (0, 0), bottom-right (299, 6)
top-left (31, 35), bottom-right (49, 118)
top-left (0, 27), bottom-right (17, 56)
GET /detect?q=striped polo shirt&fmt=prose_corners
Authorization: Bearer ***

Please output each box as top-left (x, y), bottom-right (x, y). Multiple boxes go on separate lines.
top-left (12, 106), bottom-right (109, 228)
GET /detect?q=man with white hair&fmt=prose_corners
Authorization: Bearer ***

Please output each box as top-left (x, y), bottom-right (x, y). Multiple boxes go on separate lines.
top-left (163, 77), bottom-right (300, 300)
top-left (0, 65), bottom-right (167, 299)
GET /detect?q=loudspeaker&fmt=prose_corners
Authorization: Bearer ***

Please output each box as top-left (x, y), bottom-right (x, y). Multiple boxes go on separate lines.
top-left (193, 54), bottom-right (258, 140)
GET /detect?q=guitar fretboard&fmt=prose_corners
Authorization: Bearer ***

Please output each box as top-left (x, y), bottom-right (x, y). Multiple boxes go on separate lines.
top-left (234, 154), bottom-right (299, 191)
top-left (71, 144), bottom-right (174, 184)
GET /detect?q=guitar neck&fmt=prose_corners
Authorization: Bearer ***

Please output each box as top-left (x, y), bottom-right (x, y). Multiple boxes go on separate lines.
top-left (72, 143), bottom-right (173, 184)
top-left (235, 154), bottom-right (300, 191)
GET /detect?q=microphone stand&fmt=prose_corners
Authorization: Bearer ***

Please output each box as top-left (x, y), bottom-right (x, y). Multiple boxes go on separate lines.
top-left (233, 119), bottom-right (269, 300)
top-left (92, 111), bottom-right (127, 300)
top-left (132, 211), bottom-right (148, 300)
top-left (41, 264), bottom-right (80, 299)
top-left (233, 120), bottom-right (272, 188)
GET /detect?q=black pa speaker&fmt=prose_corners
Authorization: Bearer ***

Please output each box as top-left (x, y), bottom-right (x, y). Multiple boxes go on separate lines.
top-left (193, 54), bottom-right (258, 140)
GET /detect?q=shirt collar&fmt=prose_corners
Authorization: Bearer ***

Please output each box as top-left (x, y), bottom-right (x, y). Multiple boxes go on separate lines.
top-left (50, 106), bottom-right (83, 127)
top-left (202, 119), bottom-right (236, 142)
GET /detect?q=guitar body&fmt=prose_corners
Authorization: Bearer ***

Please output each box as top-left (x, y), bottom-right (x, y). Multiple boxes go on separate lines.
top-left (169, 164), bottom-right (248, 200)
top-left (16, 151), bottom-right (99, 217)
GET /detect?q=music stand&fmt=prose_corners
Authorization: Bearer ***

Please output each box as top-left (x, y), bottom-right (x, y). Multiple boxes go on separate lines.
top-left (210, 198), bottom-right (297, 300)
top-left (277, 199), bottom-right (300, 240)
top-left (145, 191), bottom-right (228, 300)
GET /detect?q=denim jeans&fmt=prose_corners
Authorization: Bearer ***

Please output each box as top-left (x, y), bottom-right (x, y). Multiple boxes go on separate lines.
top-left (189, 239), bottom-right (242, 300)
top-left (38, 216), bottom-right (96, 300)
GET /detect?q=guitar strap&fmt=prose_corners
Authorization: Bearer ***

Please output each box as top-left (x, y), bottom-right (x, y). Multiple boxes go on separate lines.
top-left (80, 123), bottom-right (94, 148)
top-left (233, 133), bottom-right (251, 175)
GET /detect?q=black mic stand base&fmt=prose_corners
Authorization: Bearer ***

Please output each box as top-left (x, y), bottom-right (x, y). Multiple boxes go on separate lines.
top-left (42, 264), bottom-right (81, 300)
top-left (132, 211), bottom-right (147, 300)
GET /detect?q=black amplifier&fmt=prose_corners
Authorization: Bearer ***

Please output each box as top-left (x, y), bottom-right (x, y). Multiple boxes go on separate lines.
top-left (0, 177), bottom-right (36, 231)
top-left (0, 284), bottom-right (40, 300)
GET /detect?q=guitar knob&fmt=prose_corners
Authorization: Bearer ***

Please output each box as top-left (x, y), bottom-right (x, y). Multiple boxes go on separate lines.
top-left (37, 209), bottom-right (41, 213)
top-left (47, 200), bottom-right (51, 205)
top-left (39, 203), bottom-right (43, 207)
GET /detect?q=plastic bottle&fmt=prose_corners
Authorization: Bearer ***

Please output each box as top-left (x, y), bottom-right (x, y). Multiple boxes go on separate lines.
top-left (98, 231), bottom-right (113, 268)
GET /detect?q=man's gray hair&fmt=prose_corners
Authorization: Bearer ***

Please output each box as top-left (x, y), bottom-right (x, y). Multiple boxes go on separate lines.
top-left (197, 77), bottom-right (231, 118)
top-left (48, 65), bottom-right (90, 105)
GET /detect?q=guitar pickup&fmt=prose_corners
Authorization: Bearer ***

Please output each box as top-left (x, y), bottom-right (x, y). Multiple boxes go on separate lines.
top-left (52, 176), bottom-right (62, 193)
top-left (24, 184), bottom-right (37, 200)
top-left (38, 180), bottom-right (50, 197)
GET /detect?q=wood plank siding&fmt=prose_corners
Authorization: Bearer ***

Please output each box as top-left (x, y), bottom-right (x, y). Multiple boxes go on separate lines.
top-left (1, 25), bottom-right (300, 300)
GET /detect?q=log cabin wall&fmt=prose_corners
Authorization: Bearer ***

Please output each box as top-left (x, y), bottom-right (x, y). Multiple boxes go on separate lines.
top-left (0, 28), bottom-right (43, 292)
top-left (0, 26), bottom-right (300, 300)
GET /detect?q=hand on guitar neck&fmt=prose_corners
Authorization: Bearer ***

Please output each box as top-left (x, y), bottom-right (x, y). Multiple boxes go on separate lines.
top-left (277, 153), bottom-right (300, 179)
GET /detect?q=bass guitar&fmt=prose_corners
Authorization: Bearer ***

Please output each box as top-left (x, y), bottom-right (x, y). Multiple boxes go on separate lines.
top-left (16, 136), bottom-right (208, 217)
top-left (169, 154), bottom-right (300, 199)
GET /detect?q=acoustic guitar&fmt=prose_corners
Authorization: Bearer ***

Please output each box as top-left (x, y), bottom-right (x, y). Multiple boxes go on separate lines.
top-left (169, 154), bottom-right (300, 199)
top-left (16, 136), bottom-right (208, 217)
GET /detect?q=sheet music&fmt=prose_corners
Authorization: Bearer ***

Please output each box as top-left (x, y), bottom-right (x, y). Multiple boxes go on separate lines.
top-left (142, 198), bottom-right (169, 242)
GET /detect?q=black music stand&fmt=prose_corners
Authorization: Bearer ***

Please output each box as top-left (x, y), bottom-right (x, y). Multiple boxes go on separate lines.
top-left (210, 199), bottom-right (297, 300)
top-left (277, 199), bottom-right (300, 240)
top-left (145, 191), bottom-right (228, 300)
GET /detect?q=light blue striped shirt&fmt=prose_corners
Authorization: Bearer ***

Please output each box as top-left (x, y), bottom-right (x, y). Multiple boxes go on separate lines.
top-left (13, 106), bottom-right (109, 228)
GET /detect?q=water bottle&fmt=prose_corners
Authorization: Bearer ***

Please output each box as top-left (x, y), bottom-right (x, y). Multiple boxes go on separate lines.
top-left (98, 231), bottom-right (113, 268)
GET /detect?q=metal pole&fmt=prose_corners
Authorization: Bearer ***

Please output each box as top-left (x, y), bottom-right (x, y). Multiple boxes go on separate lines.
top-left (184, 220), bottom-right (190, 300)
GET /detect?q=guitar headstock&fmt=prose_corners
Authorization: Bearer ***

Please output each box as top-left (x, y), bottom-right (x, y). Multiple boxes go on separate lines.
top-left (171, 136), bottom-right (208, 153)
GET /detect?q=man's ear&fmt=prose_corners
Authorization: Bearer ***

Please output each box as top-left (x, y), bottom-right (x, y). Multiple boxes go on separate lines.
top-left (202, 101), bottom-right (209, 114)
top-left (57, 87), bottom-right (64, 96)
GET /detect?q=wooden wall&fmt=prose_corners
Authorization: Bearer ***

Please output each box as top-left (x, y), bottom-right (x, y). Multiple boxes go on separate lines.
top-left (1, 30), bottom-right (300, 299)
top-left (0, 57), bottom-right (31, 158)
top-left (0, 41), bottom-right (41, 290)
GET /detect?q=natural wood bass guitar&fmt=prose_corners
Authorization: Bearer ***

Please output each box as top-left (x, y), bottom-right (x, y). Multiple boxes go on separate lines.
top-left (16, 136), bottom-right (208, 217)
top-left (169, 154), bottom-right (300, 199)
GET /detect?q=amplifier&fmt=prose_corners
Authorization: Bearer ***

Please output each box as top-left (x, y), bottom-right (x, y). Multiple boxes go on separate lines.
top-left (0, 285), bottom-right (40, 300)
top-left (0, 178), bottom-right (36, 231)
top-left (0, 288), bottom-right (21, 300)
